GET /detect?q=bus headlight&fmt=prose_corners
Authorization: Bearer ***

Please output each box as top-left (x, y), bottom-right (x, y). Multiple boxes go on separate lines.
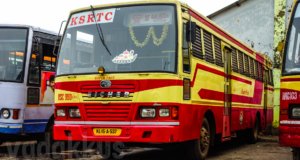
top-left (292, 108), bottom-right (300, 118)
top-left (1, 109), bottom-right (10, 119)
top-left (56, 109), bottom-right (66, 117)
top-left (69, 108), bottom-right (81, 118)
top-left (159, 108), bottom-right (170, 117)
top-left (140, 108), bottom-right (156, 118)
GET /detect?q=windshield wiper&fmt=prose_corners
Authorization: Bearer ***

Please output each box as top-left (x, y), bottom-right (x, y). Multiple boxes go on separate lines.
top-left (90, 5), bottom-right (112, 56)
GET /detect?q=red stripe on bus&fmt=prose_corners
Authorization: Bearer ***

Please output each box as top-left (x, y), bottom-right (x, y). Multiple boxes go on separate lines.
top-left (191, 63), bottom-right (252, 87)
top-left (230, 75), bottom-right (252, 85)
top-left (281, 78), bottom-right (300, 82)
top-left (198, 81), bottom-right (263, 104)
top-left (55, 79), bottom-right (183, 93)
top-left (256, 54), bottom-right (265, 64)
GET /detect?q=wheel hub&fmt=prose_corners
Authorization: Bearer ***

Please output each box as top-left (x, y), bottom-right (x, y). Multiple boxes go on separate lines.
top-left (200, 127), bottom-right (210, 151)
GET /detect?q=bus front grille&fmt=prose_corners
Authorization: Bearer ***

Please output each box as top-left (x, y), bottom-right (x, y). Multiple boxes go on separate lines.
top-left (84, 104), bottom-right (131, 121)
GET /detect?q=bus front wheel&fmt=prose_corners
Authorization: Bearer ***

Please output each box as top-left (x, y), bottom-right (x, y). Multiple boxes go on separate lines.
top-left (186, 118), bottom-right (211, 160)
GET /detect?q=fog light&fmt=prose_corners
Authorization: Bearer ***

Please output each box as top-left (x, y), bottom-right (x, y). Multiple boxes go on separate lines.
top-left (292, 108), bottom-right (300, 118)
top-left (140, 108), bottom-right (156, 118)
top-left (69, 108), bottom-right (81, 118)
top-left (159, 108), bottom-right (170, 117)
top-left (56, 109), bottom-right (66, 117)
top-left (1, 109), bottom-right (10, 119)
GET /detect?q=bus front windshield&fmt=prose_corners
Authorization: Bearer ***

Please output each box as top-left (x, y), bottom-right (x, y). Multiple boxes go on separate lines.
top-left (0, 28), bottom-right (27, 82)
top-left (57, 5), bottom-right (177, 76)
top-left (284, 3), bottom-right (300, 75)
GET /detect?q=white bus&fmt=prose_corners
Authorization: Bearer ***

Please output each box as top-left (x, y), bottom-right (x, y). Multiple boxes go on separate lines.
top-left (0, 24), bottom-right (59, 142)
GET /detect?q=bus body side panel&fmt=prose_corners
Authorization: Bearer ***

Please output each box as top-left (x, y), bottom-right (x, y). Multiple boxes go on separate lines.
top-left (23, 71), bottom-right (55, 134)
top-left (280, 77), bottom-right (300, 148)
top-left (190, 59), bottom-right (265, 133)
top-left (23, 106), bottom-right (53, 133)
top-left (188, 8), bottom-right (272, 135)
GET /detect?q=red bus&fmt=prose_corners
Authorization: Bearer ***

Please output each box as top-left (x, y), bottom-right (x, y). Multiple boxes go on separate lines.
top-left (53, 1), bottom-right (273, 159)
top-left (279, 0), bottom-right (300, 159)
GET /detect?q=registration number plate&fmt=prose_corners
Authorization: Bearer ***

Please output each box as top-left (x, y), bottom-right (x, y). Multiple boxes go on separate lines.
top-left (93, 128), bottom-right (122, 136)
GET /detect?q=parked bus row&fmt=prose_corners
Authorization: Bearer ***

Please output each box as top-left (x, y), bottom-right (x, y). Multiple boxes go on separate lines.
top-left (11, 0), bottom-right (300, 160)
top-left (52, 1), bottom-right (273, 160)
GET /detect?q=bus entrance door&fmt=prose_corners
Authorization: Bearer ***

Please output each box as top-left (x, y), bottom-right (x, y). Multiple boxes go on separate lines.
top-left (222, 46), bottom-right (232, 141)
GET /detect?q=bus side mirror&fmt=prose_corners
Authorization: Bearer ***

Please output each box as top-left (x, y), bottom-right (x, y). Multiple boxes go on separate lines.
top-left (186, 21), bottom-right (196, 43)
top-left (53, 20), bottom-right (66, 56)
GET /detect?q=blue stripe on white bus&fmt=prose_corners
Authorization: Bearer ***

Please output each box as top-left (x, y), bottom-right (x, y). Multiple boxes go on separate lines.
top-left (23, 123), bottom-right (47, 133)
top-left (24, 119), bottom-right (49, 123)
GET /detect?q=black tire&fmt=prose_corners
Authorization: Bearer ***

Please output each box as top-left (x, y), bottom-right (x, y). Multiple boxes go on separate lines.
top-left (248, 117), bottom-right (259, 144)
top-left (293, 148), bottom-right (300, 160)
top-left (45, 125), bottom-right (54, 148)
top-left (185, 118), bottom-right (211, 160)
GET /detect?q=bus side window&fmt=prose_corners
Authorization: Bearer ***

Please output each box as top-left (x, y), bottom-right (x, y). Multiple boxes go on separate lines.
top-left (257, 62), bottom-right (263, 81)
top-left (244, 54), bottom-right (250, 77)
top-left (238, 51), bottom-right (244, 75)
top-left (254, 61), bottom-right (258, 80)
top-left (41, 43), bottom-right (57, 71)
top-left (28, 41), bottom-right (41, 85)
top-left (249, 57), bottom-right (255, 79)
top-left (183, 23), bottom-right (190, 73)
top-left (264, 69), bottom-right (269, 85)
top-left (232, 48), bottom-right (238, 72)
top-left (214, 36), bottom-right (223, 67)
top-left (203, 30), bottom-right (214, 64)
top-left (192, 26), bottom-right (203, 59)
top-left (269, 70), bottom-right (274, 86)
top-left (28, 37), bottom-right (58, 78)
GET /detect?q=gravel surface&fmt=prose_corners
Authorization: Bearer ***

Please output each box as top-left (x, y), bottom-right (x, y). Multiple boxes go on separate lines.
top-left (0, 135), bottom-right (292, 160)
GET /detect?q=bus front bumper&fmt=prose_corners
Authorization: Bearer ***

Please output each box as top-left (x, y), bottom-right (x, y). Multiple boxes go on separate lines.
top-left (279, 124), bottom-right (300, 148)
top-left (53, 121), bottom-right (183, 143)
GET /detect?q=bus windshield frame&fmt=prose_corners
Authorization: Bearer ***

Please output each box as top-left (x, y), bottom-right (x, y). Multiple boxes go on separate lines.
top-left (57, 4), bottom-right (178, 76)
top-left (283, 1), bottom-right (300, 76)
top-left (0, 27), bottom-right (28, 83)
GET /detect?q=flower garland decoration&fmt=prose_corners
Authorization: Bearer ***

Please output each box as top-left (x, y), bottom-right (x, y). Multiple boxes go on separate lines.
top-left (128, 24), bottom-right (169, 48)
top-left (129, 25), bottom-right (152, 48)
top-left (152, 24), bottom-right (169, 46)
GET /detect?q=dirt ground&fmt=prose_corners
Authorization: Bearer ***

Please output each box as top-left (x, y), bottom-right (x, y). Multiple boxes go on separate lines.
top-left (0, 135), bottom-right (292, 160)
top-left (207, 135), bottom-right (292, 160)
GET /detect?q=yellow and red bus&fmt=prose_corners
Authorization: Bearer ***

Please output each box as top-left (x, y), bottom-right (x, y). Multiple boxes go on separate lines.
top-left (280, 0), bottom-right (300, 159)
top-left (53, 0), bottom-right (273, 159)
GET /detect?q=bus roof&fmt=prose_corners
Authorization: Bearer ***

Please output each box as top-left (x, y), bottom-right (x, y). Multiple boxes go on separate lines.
top-left (0, 24), bottom-right (58, 36)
